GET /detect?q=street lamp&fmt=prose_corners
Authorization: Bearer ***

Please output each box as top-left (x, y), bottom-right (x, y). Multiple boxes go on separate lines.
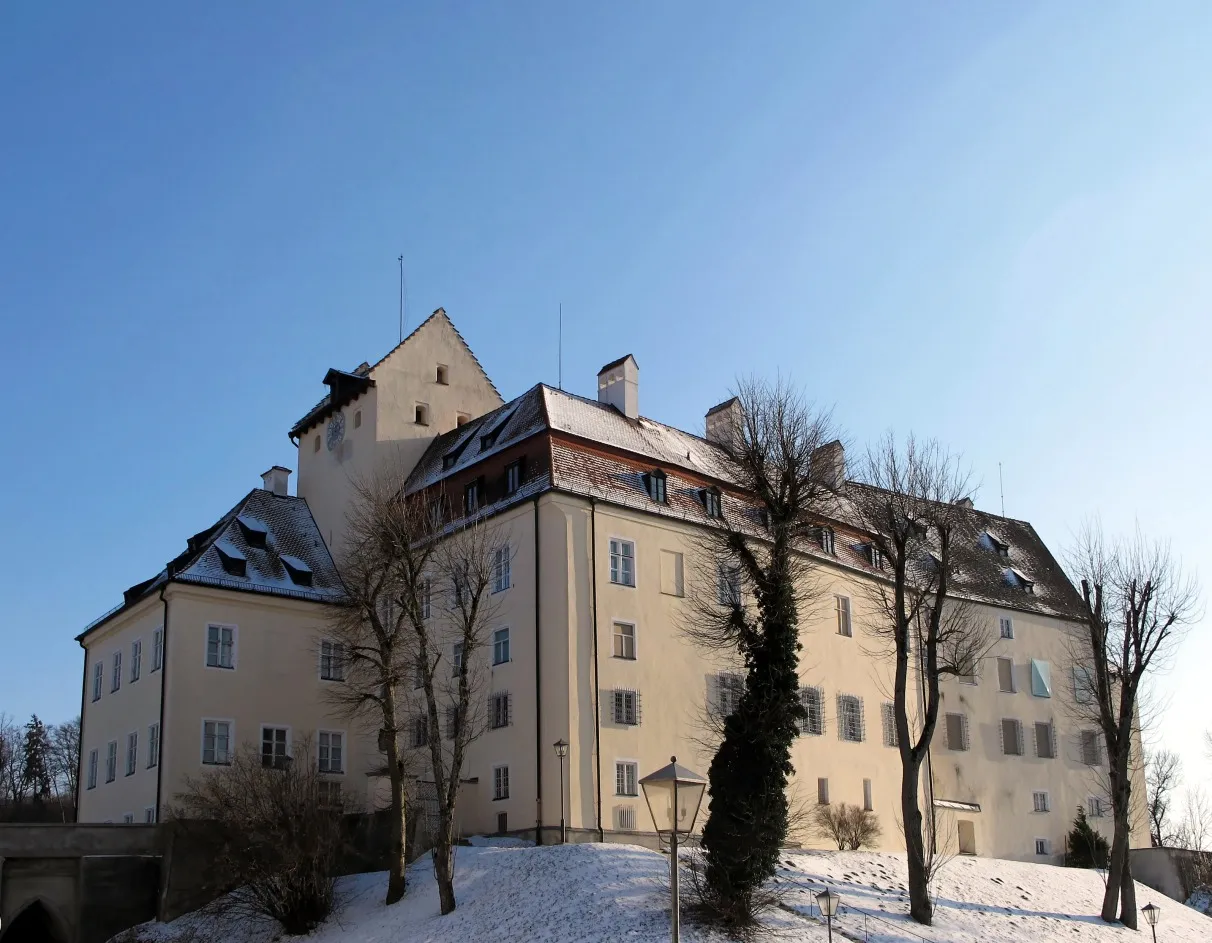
top-left (1142, 902), bottom-right (1160, 943)
top-left (553, 739), bottom-right (569, 844)
top-left (815, 888), bottom-right (840, 943)
top-left (640, 756), bottom-right (708, 943)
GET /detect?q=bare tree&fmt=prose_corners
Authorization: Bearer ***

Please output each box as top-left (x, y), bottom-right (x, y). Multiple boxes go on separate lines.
top-left (812, 803), bottom-right (883, 850)
top-left (1146, 748), bottom-right (1182, 847)
top-left (849, 433), bottom-right (988, 926)
top-left (1068, 522), bottom-right (1201, 927)
top-left (683, 379), bottom-right (841, 930)
top-left (49, 717), bottom-right (80, 816)
top-left (0, 713), bottom-right (23, 808)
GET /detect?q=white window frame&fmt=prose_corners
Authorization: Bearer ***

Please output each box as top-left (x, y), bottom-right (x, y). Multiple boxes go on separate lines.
top-left (318, 729), bottom-right (345, 774)
top-left (1032, 790), bottom-right (1050, 813)
top-left (493, 545), bottom-right (511, 593)
top-left (505, 460), bottom-right (522, 495)
top-left (493, 627), bottom-right (511, 666)
top-left (838, 694), bottom-right (864, 743)
top-left (1034, 837), bottom-right (1051, 856)
top-left (609, 537), bottom-right (636, 587)
top-left (201, 718), bottom-right (235, 766)
top-left (260, 725), bottom-right (292, 768)
top-left (152, 627), bottom-right (164, 671)
top-left (106, 740), bottom-right (117, 782)
top-left (111, 650), bottom-right (122, 692)
top-left (92, 662), bottom-right (103, 702)
top-left (205, 623), bottom-right (238, 670)
top-left (615, 759), bottom-right (639, 797)
top-left (319, 639), bottom-right (346, 682)
top-left (131, 638), bottom-right (142, 682)
top-left (835, 595), bottom-right (853, 637)
top-left (148, 723), bottom-right (160, 768)
top-left (493, 764), bottom-right (510, 800)
top-left (87, 749), bottom-right (98, 789)
top-left (799, 685), bottom-right (824, 736)
top-left (125, 731), bottom-right (138, 777)
top-left (999, 616), bottom-right (1014, 640)
top-left (612, 621), bottom-right (637, 660)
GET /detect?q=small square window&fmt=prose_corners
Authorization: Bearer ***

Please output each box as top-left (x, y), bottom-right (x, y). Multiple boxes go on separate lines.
top-left (613, 622), bottom-right (636, 660)
top-left (313, 435), bottom-right (321, 453)
top-left (1088, 795), bottom-right (1107, 818)
top-left (1034, 838), bottom-right (1051, 856)
top-left (415, 403), bottom-right (430, 426)
top-left (436, 365), bottom-right (449, 385)
top-left (493, 627), bottom-right (510, 665)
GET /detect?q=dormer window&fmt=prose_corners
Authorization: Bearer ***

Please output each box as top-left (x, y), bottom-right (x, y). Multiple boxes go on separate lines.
top-left (480, 410), bottom-right (514, 451)
top-left (867, 543), bottom-right (884, 570)
top-left (436, 365), bottom-right (449, 385)
top-left (280, 554), bottom-right (313, 587)
top-left (819, 527), bottom-right (836, 555)
top-left (701, 488), bottom-right (723, 519)
top-left (215, 542), bottom-right (247, 578)
top-left (236, 514), bottom-right (268, 549)
top-left (986, 532), bottom-right (1011, 559)
top-left (643, 470), bottom-right (667, 504)
top-left (1006, 568), bottom-right (1034, 594)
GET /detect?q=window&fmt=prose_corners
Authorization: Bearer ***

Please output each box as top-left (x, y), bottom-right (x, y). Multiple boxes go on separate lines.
top-left (493, 627), bottom-right (511, 665)
top-left (505, 460), bottom-right (523, 495)
top-left (148, 723), bottom-right (160, 768)
top-left (613, 622), bottom-right (636, 660)
top-left (957, 660), bottom-right (978, 685)
top-left (106, 741), bottom-right (117, 782)
top-left (413, 658), bottom-right (425, 690)
top-left (996, 657), bottom-right (1015, 693)
top-left (717, 562), bottom-right (741, 606)
top-left (318, 781), bottom-right (343, 809)
top-left (493, 545), bottom-right (511, 592)
top-left (261, 727), bottom-right (289, 768)
top-left (1035, 838), bottom-right (1051, 856)
top-left (282, 555), bottom-right (312, 586)
top-left (867, 544), bottom-right (883, 569)
top-left (318, 731), bottom-right (344, 773)
top-left (660, 550), bottom-right (684, 596)
top-left (421, 579), bottom-right (432, 620)
top-left (320, 640), bottom-right (346, 681)
top-left (612, 689), bottom-right (640, 726)
top-left (819, 527), bottom-right (836, 555)
top-left (202, 720), bottom-right (232, 765)
top-left (313, 434), bottom-right (321, 453)
top-left (125, 732), bottom-right (138, 776)
top-left (497, 811), bottom-right (508, 833)
top-left (452, 642), bottom-right (464, 676)
top-left (493, 765), bottom-right (510, 800)
top-left (616, 806), bottom-right (637, 830)
top-left (1033, 791), bottom-right (1050, 813)
top-left (490, 692), bottom-right (512, 729)
top-left (206, 625), bottom-right (235, 669)
top-left (1072, 666), bottom-right (1095, 705)
top-left (415, 403), bottom-right (430, 425)
top-left (123, 813), bottom-right (134, 824)
top-left (702, 488), bottom-right (722, 518)
top-left (609, 539), bottom-right (635, 586)
top-left (644, 470), bottom-right (667, 504)
top-left (817, 777), bottom-right (830, 805)
top-left (412, 716), bottom-right (429, 748)
top-left (92, 662), bottom-right (103, 702)
top-left (800, 686), bottom-right (824, 735)
top-left (354, 409), bottom-right (362, 429)
top-left (958, 820), bottom-right (977, 855)
top-left (1001, 718), bottom-right (1024, 756)
top-left (87, 749), bottom-right (98, 789)
top-left (112, 651), bottom-right (122, 692)
top-left (1030, 659), bottom-right (1052, 698)
top-left (835, 595), bottom-right (852, 637)
top-left (881, 702), bottom-right (898, 748)
top-left (1081, 730), bottom-right (1102, 766)
top-left (615, 761), bottom-right (638, 797)
top-left (465, 478), bottom-right (483, 514)
top-left (144, 807), bottom-right (157, 823)
top-left (1088, 795), bottom-right (1107, 818)
top-left (131, 639), bottom-right (142, 682)
top-left (1034, 721), bottom-right (1055, 759)
top-left (863, 779), bottom-right (874, 812)
top-left (946, 712), bottom-right (969, 751)
top-left (999, 616), bottom-right (1014, 640)
top-left (445, 707), bottom-right (460, 740)
top-left (456, 413), bottom-right (470, 427)
top-left (837, 694), bottom-right (864, 743)
top-left (152, 628), bottom-right (163, 671)
top-left (436, 364), bottom-right (448, 384)
top-left (715, 673), bottom-right (744, 718)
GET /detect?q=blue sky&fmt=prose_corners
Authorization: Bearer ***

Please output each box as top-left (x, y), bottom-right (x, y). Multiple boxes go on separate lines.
top-left (3, 3), bottom-right (1209, 788)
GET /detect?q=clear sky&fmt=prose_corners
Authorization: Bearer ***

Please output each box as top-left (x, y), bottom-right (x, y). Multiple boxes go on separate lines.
top-left (3, 3), bottom-right (1209, 795)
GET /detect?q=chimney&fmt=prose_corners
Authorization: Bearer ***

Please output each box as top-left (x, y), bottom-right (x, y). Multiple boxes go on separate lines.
top-left (956, 497), bottom-right (974, 509)
top-left (597, 355), bottom-right (639, 419)
top-left (261, 466), bottom-right (291, 496)
top-left (811, 440), bottom-right (845, 490)
top-left (705, 397), bottom-right (744, 451)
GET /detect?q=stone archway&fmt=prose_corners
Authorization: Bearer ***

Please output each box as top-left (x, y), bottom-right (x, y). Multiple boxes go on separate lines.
top-left (0, 899), bottom-right (69, 943)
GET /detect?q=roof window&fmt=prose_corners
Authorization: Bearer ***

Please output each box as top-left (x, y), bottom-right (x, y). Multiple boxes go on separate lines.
top-left (701, 487), bottom-right (723, 519)
top-left (867, 543), bottom-right (884, 570)
top-left (236, 515), bottom-right (268, 549)
top-left (1005, 568), bottom-right (1034, 594)
top-left (819, 527), bottom-right (836, 555)
top-left (986, 532), bottom-right (1011, 559)
top-left (280, 554), bottom-right (313, 587)
top-left (216, 541), bottom-right (247, 578)
top-left (480, 410), bottom-right (515, 451)
top-left (643, 470), bottom-right (667, 504)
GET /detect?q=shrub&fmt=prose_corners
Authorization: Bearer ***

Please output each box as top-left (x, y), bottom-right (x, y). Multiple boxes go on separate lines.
top-left (812, 802), bottom-right (883, 850)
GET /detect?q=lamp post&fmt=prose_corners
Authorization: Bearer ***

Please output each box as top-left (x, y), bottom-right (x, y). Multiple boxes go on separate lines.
top-left (640, 756), bottom-right (708, 943)
top-left (1142, 902), bottom-right (1160, 943)
top-left (553, 739), bottom-right (569, 844)
top-left (815, 888), bottom-right (840, 943)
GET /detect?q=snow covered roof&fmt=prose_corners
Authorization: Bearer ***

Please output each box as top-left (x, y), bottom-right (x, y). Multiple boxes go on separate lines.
top-left (79, 488), bottom-right (343, 641)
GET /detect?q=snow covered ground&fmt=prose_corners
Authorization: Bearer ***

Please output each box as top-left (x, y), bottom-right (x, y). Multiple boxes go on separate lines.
top-left (120, 842), bottom-right (1212, 942)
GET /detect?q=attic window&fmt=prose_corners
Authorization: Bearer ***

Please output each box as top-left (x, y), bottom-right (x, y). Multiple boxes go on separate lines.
top-left (819, 527), bottom-right (836, 555)
top-left (987, 533), bottom-right (1011, 559)
top-left (443, 453), bottom-right (459, 471)
top-left (236, 515), bottom-right (268, 549)
top-left (280, 554), bottom-right (313, 587)
top-left (867, 544), bottom-right (884, 570)
top-left (701, 488), bottom-right (723, 519)
top-left (415, 403), bottom-right (430, 426)
top-left (643, 470), bottom-right (667, 504)
top-left (480, 411), bottom-right (515, 451)
top-left (436, 365), bottom-right (449, 385)
top-left (1006, 569), bottom-right (1034, 594)
top-left (215, 542), bottom-right (247, 578)
top-left (456, 413), bottom-right (470, 427)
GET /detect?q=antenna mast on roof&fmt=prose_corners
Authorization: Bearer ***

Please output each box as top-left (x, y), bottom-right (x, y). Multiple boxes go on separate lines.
top-left (397, 255), bottom-right (405, 343)
top-left (999, 462), bottom-right (1005, 517)
top-left (558, 302), bottom-right (563, 390)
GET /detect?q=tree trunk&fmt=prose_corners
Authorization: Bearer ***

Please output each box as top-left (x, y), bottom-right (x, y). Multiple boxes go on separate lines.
top-left (901, 759), bottom-right (932, 925)
top-left (433, 812), bottom-right (458, 915)
top-left (385, 748), bottom-right (408, 905)
top-left (1101, 800), bottom-right (1128, 922)
top-left (1118, 848), bottom-right (1138, 929)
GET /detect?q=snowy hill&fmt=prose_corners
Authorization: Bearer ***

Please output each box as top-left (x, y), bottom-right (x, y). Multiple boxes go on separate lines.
top-left (124, 842), bottom-right (1212, 943)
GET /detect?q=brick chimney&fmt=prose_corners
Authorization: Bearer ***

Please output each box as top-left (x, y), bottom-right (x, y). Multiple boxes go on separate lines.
top-left (811, 440), bottom-right (845, 489)
top-left (597, 355), bottom-right (639, 419)
top-left (261, 466), bottom-right (291, 496)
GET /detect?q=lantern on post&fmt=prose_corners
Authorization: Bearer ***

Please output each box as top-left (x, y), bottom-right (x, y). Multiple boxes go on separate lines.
top-left (1141, 902), bottom-right (1160, 943)
top-left (639, 756), bottom-right (708, 943)
top-left (815, 888), bottom-right (841, 943)
top-left (553, 739), bottom-right (569, 843)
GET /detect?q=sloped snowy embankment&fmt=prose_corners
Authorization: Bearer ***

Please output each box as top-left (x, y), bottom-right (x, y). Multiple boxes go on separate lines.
top-left (124, 842), bottom-right (1212, 943)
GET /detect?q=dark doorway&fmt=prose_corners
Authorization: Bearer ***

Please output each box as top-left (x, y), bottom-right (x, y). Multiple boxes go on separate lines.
top-left (0, 901), bottom-right (67, 943)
